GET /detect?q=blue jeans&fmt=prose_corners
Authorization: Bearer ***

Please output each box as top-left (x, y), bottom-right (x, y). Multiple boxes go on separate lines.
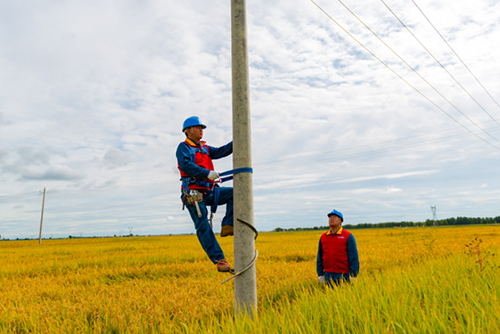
top-left (325, 272), bottom-right (351, 287)
top-left (184, 187), bottom-right (233, 264)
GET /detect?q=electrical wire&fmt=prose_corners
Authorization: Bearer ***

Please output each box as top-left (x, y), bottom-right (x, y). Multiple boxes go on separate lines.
top-left (3, 130), bottom-right (477, 196)
top-left (334, 0), bottom-right (500, 144)
top-left (256, 125), bottom-right (500, 173)
top-left (0, 192), bottom-right (38, 201)
top-left (411, 0), bottom-right (500, 111)
top-left (69, 121), bottom-right (500, 184)
top-left (3, 2), bottom-right (499, 200)
top-left (253, 119), bottom-right (500, 166)
top-left (309, 0), bottom-right (500, 151)
top-left (379, 0), bottom-right (500, 128)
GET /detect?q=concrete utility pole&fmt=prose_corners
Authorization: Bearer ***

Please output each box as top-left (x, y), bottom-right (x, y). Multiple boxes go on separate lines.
top-left (39, 187), bottom-right (47, 244)
top-left (231, 0), bottom-right (257, 318)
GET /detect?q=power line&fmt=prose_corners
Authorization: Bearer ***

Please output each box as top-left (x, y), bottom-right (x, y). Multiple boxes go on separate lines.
top-left (3, 120), bottom-right (499, 195)
top-left (255, 119), bottom-right (500, 167)
top-left (3, 124), bottom-right (495, 194)
top-left (411, 0), bottom-right (500, 111)
top-left (0, 191), bottom-right (38, 201)
top-left (89, 122), bottom-right (500, 181)
top-left (379, 0), bottom-right (500, 128)
top-left (256, 125), bottom-right (500, 173)
top-left (334, 0), bottom-right (500, 144)
top-left (308, 0), bottom-right (500, 151)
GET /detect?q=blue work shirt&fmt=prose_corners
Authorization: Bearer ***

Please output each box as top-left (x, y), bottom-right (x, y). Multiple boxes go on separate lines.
top-left (176, 138), bottom-right (233, 179)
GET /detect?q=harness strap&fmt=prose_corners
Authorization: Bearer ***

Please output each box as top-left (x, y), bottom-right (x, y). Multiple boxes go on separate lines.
top-left (180, 176), bottom-right (211, 192)
top-left (211, 185), bottom-right (220, 214)
top-left (181, 177), bottom-right (192, 196)
top-left (208, 168), bottom-right (252, 223)
top-left (181, 167), bottom-right (253, 214)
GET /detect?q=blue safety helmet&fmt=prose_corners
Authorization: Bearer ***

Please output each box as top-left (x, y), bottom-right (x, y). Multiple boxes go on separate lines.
top-left (327, 209), bottom-right (344, 222)
top-left (182, 116), bottom-right (206, 132)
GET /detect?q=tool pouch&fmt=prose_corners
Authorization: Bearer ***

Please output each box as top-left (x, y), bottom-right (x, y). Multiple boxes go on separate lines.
top-left (186, 192), bottom-right (203, 205)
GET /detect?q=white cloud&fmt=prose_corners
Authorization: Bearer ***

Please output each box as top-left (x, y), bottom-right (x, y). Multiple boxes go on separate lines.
top-left (383, 186), bottom-right (403, 194)
top-left (335, 170), bottom-right (438, 184)
top-left (0, 0), bottom-right (499, 238)
top-left (20, 165), bottom-right (86, 181)
top-left (102, 148), bottom-right (133, 168)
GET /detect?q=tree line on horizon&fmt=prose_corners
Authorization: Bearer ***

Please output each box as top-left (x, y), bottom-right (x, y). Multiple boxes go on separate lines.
top-left (272, 216), bottom-right (500, 232)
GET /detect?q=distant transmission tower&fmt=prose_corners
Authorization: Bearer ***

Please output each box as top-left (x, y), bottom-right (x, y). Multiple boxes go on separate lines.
top-left (430, 205), bottom-right (438, 226)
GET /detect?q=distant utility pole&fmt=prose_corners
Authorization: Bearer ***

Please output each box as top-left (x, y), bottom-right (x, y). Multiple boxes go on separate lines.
top-left (431, 205), bottom-right (438, 226)
top-left (231, 0), bottom-right (257, 319)
top-left (39, 187), bottom-right (48, 244)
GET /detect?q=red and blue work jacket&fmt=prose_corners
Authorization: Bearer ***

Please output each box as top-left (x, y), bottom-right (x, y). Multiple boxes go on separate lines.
top-left (316, 227), bottom-right (360, 277)
top-left (176, 138), bottom-right (232, 192)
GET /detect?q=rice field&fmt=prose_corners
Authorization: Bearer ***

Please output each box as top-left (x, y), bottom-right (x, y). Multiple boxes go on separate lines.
top-left (0, 225), bottom-right (499, 333)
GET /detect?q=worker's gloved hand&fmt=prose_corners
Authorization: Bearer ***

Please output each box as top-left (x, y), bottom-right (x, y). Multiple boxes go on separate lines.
top-left (350, 277), bottom-right (357, 283)
top-left (318, 276), bottom-right (325, 284)
top-left (208, 171), bottom-right (219, 180)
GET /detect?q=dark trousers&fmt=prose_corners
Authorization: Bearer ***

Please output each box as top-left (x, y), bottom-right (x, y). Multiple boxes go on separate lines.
top-left (184, 187), bottom-right (233, 264)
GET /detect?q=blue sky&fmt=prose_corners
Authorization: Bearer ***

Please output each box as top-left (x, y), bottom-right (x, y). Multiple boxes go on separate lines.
top-left (1, 0), bottom-right (499, 239)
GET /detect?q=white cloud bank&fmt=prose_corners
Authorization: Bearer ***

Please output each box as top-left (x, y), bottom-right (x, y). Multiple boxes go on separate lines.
top-left (0, 0), bottom-right (499, 238)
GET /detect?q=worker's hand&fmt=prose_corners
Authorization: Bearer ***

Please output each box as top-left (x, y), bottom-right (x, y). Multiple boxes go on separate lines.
top-left (208, 171), bottom-right (219, 180)
top-left (318, 276), bottom-right (325, 284)
top-left (350, 277), bottom-right (357, 283)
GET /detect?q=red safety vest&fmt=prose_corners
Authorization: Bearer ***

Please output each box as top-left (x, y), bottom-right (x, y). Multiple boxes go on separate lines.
top-left (320, 228), bottom-right (352, 274)
top-left (178, 138), bottom-right (215, 191)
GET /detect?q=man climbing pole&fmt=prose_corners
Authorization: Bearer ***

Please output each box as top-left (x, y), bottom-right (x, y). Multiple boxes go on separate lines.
top-left (176, 116), bottom-right (234, 272)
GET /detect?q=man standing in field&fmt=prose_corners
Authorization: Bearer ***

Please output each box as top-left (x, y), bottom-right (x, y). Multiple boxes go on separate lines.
top-left (317, 209), bottom-right (360, 286)
top-left (176, 116), bottom-right (234, 273)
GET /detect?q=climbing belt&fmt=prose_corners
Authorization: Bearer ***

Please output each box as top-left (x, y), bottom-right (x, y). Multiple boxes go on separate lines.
top-left (221, 218), bottom-right (259, 284)
top-left (218, 167), bottom-right (253, 183)
top-left (209, 186), bottom-right (220, 228)
top-left (180, 167), bottom-right (258, 279)
top-left (182, 168), bottom-right (254, 228)
top-left (209, 167), bottom-right (253, 226)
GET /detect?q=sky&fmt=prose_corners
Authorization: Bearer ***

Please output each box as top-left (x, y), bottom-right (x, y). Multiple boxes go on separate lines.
top-left (1, 0), bottom-right (499, 239)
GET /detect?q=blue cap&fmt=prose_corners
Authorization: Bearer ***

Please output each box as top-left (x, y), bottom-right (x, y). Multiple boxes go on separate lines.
top-left (182, 116), bottom-right (206, 132)
top-left (327, 209), bottom-right (343, 222)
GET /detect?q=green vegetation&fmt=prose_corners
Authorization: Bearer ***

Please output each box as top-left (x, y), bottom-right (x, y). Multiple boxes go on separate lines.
top-left (274, 216), bottom-right (500, 232)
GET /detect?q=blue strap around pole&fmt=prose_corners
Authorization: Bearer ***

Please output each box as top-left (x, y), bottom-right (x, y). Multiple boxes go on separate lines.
top-left (219, 167), bottom-right (253, 176)
top-left (211, 168), bottom-right (252, 214)
top-left (219, 167), bottom-right (253, 183)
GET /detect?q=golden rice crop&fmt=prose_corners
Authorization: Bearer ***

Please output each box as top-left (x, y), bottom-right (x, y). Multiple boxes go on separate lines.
top-left (0, 225), bottom-right (499, 333)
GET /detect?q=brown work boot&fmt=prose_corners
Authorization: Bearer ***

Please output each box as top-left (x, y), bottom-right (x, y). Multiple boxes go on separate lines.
top-left (221, 225), bottom-right (234, 237)
top-left (216, 259), bottom-right (231, 272)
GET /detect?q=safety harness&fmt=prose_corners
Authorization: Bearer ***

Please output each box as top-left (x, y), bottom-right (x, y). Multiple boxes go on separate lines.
top-left (181, 167), bottom-right (253, 226)
top-left (180, 165), bottom-right (257, 283)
